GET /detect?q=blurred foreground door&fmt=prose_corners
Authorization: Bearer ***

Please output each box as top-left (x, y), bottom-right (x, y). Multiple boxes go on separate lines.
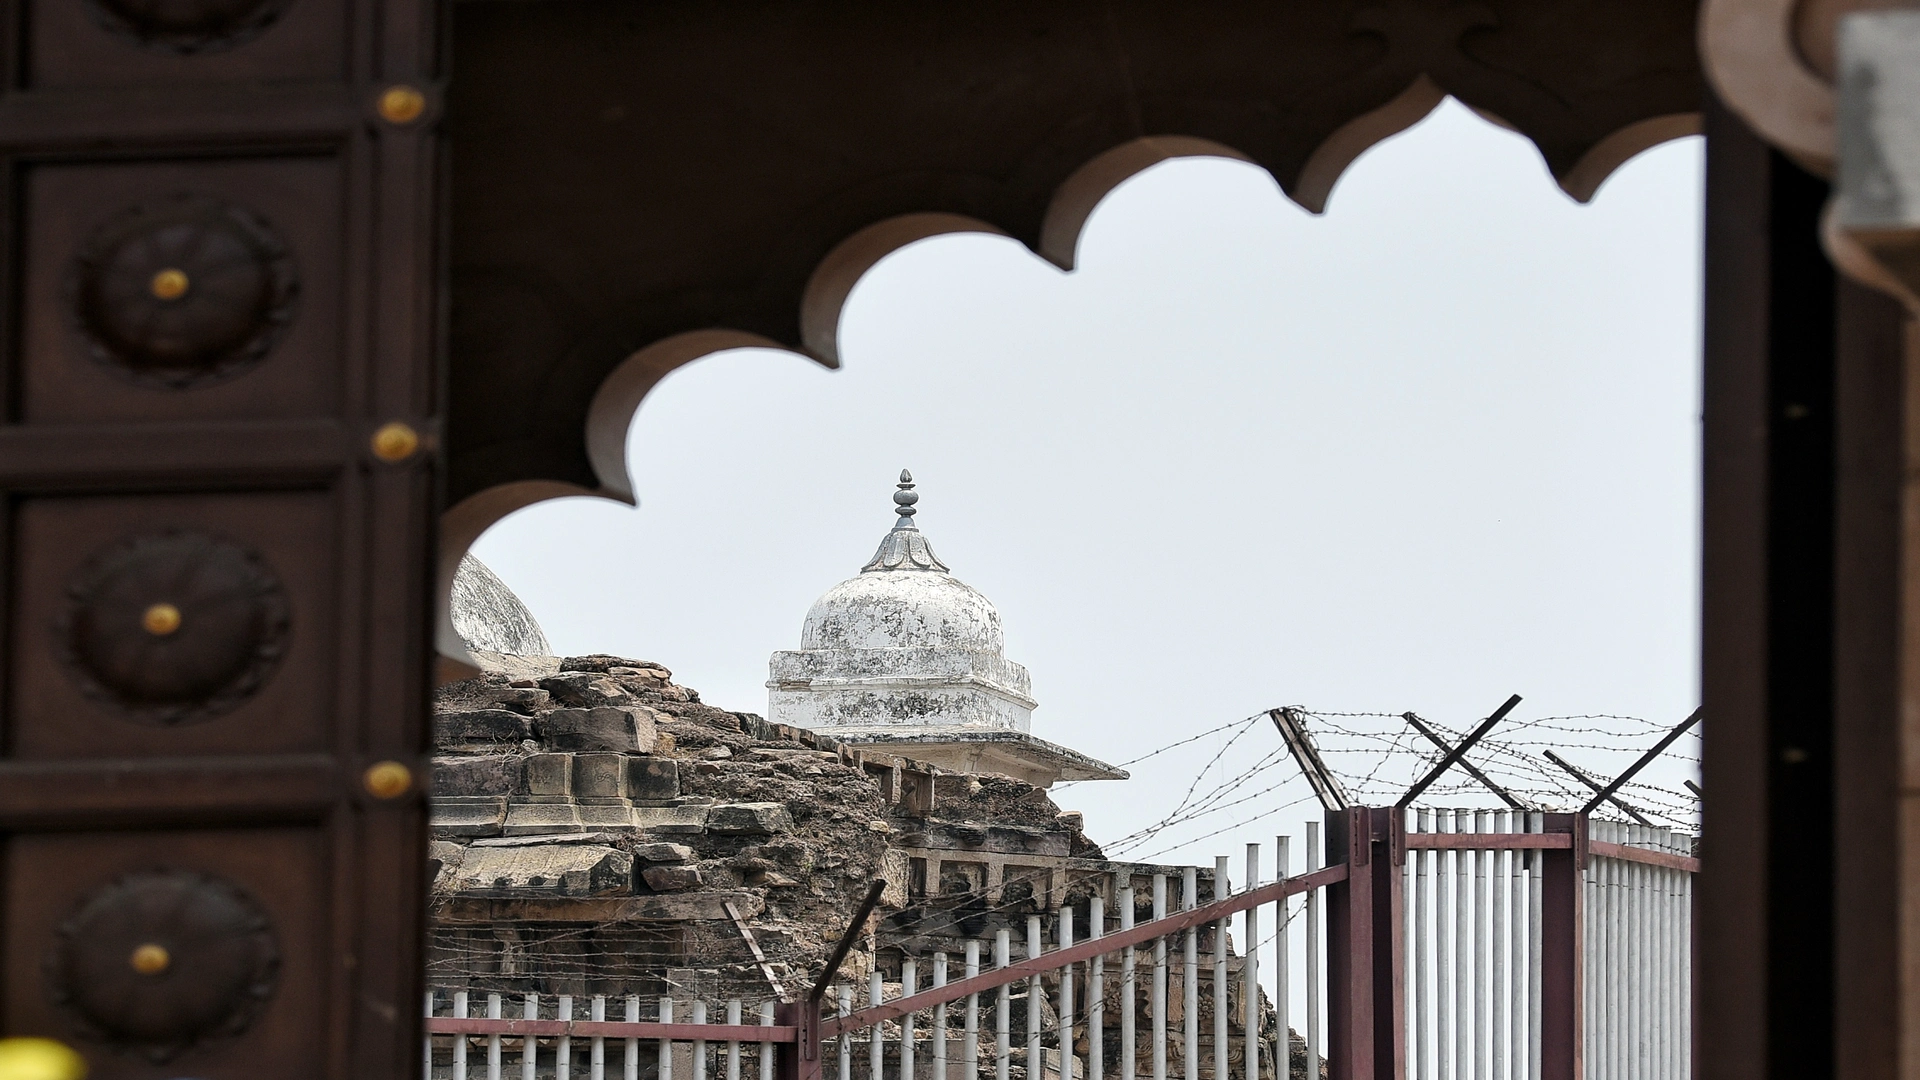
top-left (0, 2), bottom-right (441, 1076)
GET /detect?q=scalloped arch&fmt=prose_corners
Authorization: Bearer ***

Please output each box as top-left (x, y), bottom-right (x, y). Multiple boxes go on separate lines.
top-left (437, 105), bottom-right (1703, 674)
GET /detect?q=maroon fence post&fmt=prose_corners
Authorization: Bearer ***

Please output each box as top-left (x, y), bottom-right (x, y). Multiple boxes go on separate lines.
top-left (1326, 806), bottom-right (1405, 1080)
top-left (1371, 807), bottom-right (1405, 1080)
top-left (776, 1001), bottom-right (819, 1080)
top-left (1326, 805), bottom-right (1372, 1080)
top-left (1538, 813), bottom-right (1588, 1080)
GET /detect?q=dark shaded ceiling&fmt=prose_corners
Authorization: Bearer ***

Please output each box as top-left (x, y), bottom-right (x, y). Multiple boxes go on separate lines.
top-left (446, 0), bottom-right (1700, 506)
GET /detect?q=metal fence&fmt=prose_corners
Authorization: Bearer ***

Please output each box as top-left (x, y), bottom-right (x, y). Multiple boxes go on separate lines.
top-left (422, 809), bottom-right (1694, 1080)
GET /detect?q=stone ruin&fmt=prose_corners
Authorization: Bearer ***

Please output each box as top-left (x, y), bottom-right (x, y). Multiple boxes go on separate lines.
top-left (429, 655), bottom-right (1314, 1080)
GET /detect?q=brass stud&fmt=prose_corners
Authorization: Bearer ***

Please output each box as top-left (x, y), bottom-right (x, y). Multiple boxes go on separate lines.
top-left (370, 422), bottom-right (420, 462)
top-left (142, 602), bottom-right (182, 636)
top-left (364, 760), bottom-right (413, 799)
top-left (129, 942), bottom-right (171, 975)
top-left (149, 267), bottom-right (190, 301)
top-left (379, 85), bottom-right (427, 125)
top-left (0, 1037), bottom-right (86, 1080)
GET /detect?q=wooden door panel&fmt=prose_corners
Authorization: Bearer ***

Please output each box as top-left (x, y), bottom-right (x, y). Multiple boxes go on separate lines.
top-left (17, 154), bottom-right (346, 424)
top-left (7, 488), bottom-right (338, 760)
top-left (21, 0), bottom-right (350, 90)
top-left (0, 0), bottom-right (441, 1076)
top-left (3, 825), bottom-right (332, 1079)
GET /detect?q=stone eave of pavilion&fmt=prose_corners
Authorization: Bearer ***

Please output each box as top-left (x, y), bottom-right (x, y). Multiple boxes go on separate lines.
top-left (816, 728), bottom-right (1127, 786)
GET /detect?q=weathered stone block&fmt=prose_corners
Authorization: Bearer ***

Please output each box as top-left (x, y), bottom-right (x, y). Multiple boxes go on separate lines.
top-left (708, 802), bottom-right (794, 835)
top-left (627, 757), bottom-right (680, 802)
top-left (434, 709), bottom-right (532, 746)
top-left (578, 804), bottom-right (634, 828)
top-left (539, 672), bottom-right (635, 708)
top-left (641, 866), bottom-right (704, 892)
top-left (451, 843), bottom-right (632, 896)
top-left (572, 753), bottom-right (627, 800)
top-left (632, 803), bottom-right (710, 835)
top-left (431, 796), bottom-right (506, 837)
top-left (524, 754), bottom-right (573, 796)
top-left (493, 686), bottom-right (552, 714)
top-left (632, 842), bottom-right (696, 863)
top-left (501, 800), bottom-right (584, 835)
top-left (433, 755), bottom-right (525, 796)
top-left (536, 707), bottom-right (657, 753)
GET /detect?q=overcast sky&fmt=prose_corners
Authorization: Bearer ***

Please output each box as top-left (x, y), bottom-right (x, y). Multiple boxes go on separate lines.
top-left (472, 100), bottom-right (1705, 879)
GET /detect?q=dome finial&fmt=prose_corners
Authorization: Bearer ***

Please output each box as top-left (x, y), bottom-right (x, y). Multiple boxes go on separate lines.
top-left (862, 469), bottom-right (948, 573)
top-left (893, 469), bottom-right (918, 522)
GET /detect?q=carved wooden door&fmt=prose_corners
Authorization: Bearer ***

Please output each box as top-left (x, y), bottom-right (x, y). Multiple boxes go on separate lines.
top-left (0, 1), bottom-right (440, 1076)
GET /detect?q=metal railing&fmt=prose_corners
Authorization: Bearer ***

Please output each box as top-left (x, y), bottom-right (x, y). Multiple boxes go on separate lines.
top-left (422, 809), bottom-right (1695, 1080)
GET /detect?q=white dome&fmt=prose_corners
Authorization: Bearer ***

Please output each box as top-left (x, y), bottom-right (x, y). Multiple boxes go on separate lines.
top-left (768, 471), bottom-right (1125, 787)
top-left (801, 570), bottom-right (1004, 652)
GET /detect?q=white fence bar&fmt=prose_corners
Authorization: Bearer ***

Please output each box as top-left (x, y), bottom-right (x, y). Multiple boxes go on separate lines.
top-left (1089, 898), bottom-right (1105, 1080)
top-left (660, 998), bottom-right (675, 1080)
top-left (964, 940), bottom-right (981, 1080)
top-left (1474, 810), bottom-right (1489, 1080)
top-left (1153, 874), bottom-right (1169, 1080)
top-left (625, 997), bottom-right (640, 1080)
top-left (527, 994), bottom-right (542, 1080)
top-left (726, 999), bottom-right (743, 1080)
top-left (690, 1000), bottom-right (707, 1080)
top-left (1455, 809), bottom-right (1472, 1080)
top-left (870, 968), bottom-right (884, 1080)
top-left (559, 995), bottom-right (574, 1080)
top-left (454, 990), bottom-right (470, 1080)
top-left (1060, 904), bottom-right (1076, 1080)
top-left (1492, 812), bottom-right (1508, 1080)
top-left (902, 959), bottom-right (918, 1080)
top-left (995, 928), bottom-right (1012, 1080)
top-left (760, 1002), bottom-right (776, 1080)
top-left (591, 995), bottom-right (608, 1080)
top-left (1028, 916), bottom-right (1044, 1080)
top-left (838, 984), bottom-right (853, 1080)
top-left (425, 991), bottom-right (437, 1080)
top-left (487, 992), bottom-right (503, 1080)
top-left (1213, 857), bottom-right (1229, 1080)
top-left (934, 952), bottom-right (949, 1080)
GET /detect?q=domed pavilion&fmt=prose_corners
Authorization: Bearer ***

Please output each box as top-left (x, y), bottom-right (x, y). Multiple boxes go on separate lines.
top-left (766, 472), bottom-right (1124, 788)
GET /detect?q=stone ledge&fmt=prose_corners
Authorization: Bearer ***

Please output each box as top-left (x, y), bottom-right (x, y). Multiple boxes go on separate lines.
top-left (433, 890), bottom-right (766, 925)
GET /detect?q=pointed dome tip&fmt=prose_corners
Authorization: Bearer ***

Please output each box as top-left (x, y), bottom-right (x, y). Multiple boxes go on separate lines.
top-left (862, 469), bottom-right (947, 572)
top-left (892, 469), bottom-right (919, 520)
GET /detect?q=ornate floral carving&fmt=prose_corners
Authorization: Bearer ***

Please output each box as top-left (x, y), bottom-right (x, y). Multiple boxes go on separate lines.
top-left (69, 194), bottom-right (298, 390)
top-left (56, 529), bottom-right (290, 726)
top-left (86, 0), bottom-right (293, 55)
top-left (45, 870), bottom-right (280, 1062)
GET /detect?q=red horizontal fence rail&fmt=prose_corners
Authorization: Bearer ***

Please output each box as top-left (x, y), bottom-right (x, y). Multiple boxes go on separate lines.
top-left (820, 860), bottom-right (1350, 1039)
top-left (1406, 829), bottom-right (1701, 874)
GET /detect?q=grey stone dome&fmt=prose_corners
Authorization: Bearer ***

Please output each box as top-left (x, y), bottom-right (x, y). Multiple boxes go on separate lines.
top-left (800, 569), bottom-right (1004, 652)
top-left (450, 555), bottom-right (552, 657)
